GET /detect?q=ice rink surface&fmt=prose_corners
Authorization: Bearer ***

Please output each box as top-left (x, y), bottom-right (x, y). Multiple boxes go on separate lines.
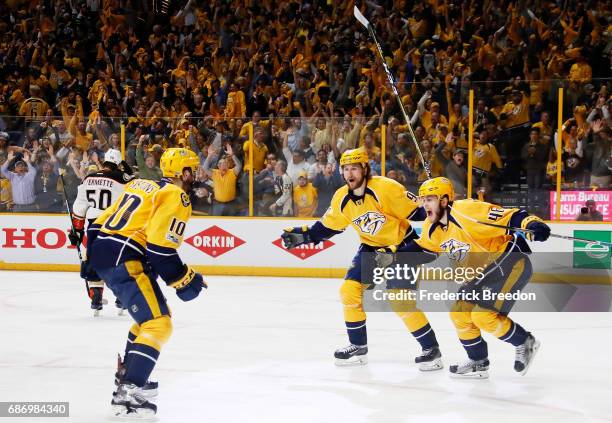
top-left (1, 270), bottom-right (611, 423)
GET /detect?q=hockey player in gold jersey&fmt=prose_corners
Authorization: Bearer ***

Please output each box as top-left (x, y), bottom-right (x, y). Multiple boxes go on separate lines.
top-left (86, 148), bottom-right (205, 417)
top-left (281, 149), bottom-right (443, 370)
top-left (379, 177), bottom-right (550, 378)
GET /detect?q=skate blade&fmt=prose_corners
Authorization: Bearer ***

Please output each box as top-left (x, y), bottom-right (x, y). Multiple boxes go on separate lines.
top-left (112, 404), bottom-right (156, 419)
top-left (93, 309), bottom-right (101, 317)
top-left (138, 388), bottom-right (158, 399)
top-left (520, 340), bottom-right (541, 376)
top-left (118, 308), bottom-right (126, 316)
top-left (335, 356), bottom-right (368, 366)
top-left (419, 358), bottom-right (444, 372)
top-left (449, 370), bottom-right (489, 379)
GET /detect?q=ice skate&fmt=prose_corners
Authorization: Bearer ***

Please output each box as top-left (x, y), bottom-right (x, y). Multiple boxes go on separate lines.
top-left (116, 354), bottom-right (158, 398)
top-left (449, 358), bottom-right (490, 379)
top-left (111, 382), bottom-right (156, 418)
top-left (514, 334), bottom-right (540, 375)
top-left (90, 288), bottom-right (103, 317)
top-left (334, 344), bottom-right (368, 366)
top-left (115, 299), bottom-right (127, 316)
top-left (415, 346), bottom-right (443, 371)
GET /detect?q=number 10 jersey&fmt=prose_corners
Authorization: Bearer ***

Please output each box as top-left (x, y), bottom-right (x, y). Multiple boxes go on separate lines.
top-left (88, 178), bottom-right (192, 278)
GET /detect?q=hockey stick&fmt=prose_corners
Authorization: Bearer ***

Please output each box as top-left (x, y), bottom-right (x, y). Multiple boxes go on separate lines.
top-left (59, 173), bottom-right (84, 263)
top-left (58, 173), bottom-right (96, 299)
top-left (448, 205), bottom-right (612, 247)
top-left (354, 6), bottom-right (431, 179)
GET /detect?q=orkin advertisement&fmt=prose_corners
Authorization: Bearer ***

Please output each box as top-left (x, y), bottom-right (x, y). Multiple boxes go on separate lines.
top-left (0, 215), bottom-right (610, 281)
top-left (550, 191), bottom-right (612, 221)
top-left (0, 215), bottom-right (360, 271)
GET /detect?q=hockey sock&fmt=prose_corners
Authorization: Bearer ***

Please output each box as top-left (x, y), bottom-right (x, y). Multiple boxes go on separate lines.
top-left (460, 336), bottom-right (489, 360)
top-left (411, 323), bottom-right (438, 350)
top-left (88, 287), bottom-right (103, 300)
top-left (346, 320), bottom-right (367, 346)
top-left (123, 343), bottom-right (160, 387)
top-left (498, 321), bottom-right (528, 347)
top-left (122, 330), bottom-right (138, 371)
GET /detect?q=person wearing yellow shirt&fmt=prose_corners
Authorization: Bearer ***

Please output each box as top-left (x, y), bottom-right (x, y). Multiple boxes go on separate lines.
top-left (243, 127), bottom-right (269, 173)
top-left (500, 90), bottom-right (530, 129)
top-left (472, 131), bottom-right (503, 199)
top-left (338, 116), bottom-right (363, 150)
top-left (421, 101), bottom-right (448, 132)
top-left (532, 111), bottom-right (553, 145)
top-left (546, 151), bottom-right (563, 185)
top-left (19, 85), bottom-right (49, 120)
top-left (238, 111), bottom-right (270, 139)
top-left (430, 123), bottom-right (450, 146)
top-left (424, 111), bottom-right (446, 140)
top-left (87, 148), bottom-right (205, 417)
top-left (360, 132), bottom-right (381, 160)
top-left (202, 143), bottom-right (242, 215)
top-left (407, 9), bottom-right (428, 39)
top-left (74, 120), bottom-right (94, 151)
top-left (0, 173), bottom-right (12, 211)
top-left (280, 149), bottom-right (442, 370)
top-left (376, 177), bottom-right (550, 378)
top-left (225, 83), bottom-right (246, 118)
top-left (568, 55), bottom-right (592, 84)
top-left (311, 116), bottom-right (333, 153)
top-left (293, 171), bottom-right (318, 217)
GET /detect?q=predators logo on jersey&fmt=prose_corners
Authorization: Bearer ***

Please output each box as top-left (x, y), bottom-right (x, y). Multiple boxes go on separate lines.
top-left (353, 211), bottom-right (386, 236)
top-left (440, 238), bottom-right (471, 262)
top-left (320, 176), bottom-right (422, 247)
top-left (180, 192), bottom-right (191, 207)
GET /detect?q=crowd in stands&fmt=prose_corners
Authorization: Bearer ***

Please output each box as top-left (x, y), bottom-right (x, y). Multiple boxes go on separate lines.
top-left (0, 0), bottom-right (610, 218)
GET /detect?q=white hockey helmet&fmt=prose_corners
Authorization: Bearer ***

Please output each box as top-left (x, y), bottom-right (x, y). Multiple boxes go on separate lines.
top-left (104, 149), bottom-right (122, 165)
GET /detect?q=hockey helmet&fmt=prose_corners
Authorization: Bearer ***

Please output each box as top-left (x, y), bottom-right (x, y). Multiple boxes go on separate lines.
top-left (339, 148), bottom-right (369, 167)
top-left (160, 148), bottom-right (199, 178)
top-left (104, 149), bottom-right (122, 165)
top-left (419, 177), bottom-right (455, 201)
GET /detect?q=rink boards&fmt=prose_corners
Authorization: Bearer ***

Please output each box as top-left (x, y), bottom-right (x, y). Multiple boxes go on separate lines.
top-left (0, 214), bottom-right (610, 284)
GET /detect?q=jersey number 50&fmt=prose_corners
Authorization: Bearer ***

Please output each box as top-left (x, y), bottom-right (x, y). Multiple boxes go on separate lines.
top-left (87, 189), bottom-right (112, 210)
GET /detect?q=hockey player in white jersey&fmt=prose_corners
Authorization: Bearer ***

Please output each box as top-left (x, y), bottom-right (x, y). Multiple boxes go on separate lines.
top-left (68, 149), bottom-right (134, 315)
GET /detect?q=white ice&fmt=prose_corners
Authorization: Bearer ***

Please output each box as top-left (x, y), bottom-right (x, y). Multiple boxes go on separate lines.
top-left (1, 271), bottom-right (611, 423)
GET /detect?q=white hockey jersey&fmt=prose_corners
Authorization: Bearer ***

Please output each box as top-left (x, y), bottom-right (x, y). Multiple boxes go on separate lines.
top-left (72, 169), bottom-right (133, 220)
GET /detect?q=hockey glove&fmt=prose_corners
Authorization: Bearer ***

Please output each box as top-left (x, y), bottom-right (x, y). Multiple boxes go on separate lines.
top-left (281, 226), bottom-right (312, 249)
top-left (375, 245), bottom-right (397, 268)
top-left (171, 266), bottom-right (207, 302)
top-left (526, 221), bottom-right (551, 242)
top-left (69, 214), bottom-right (85, 246)
top-left (68, 228), bottom-right (84, 246)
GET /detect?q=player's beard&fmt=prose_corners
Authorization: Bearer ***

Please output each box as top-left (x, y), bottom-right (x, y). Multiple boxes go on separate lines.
top-left (180, 170), bottom-right (195, 193)
top-left (427, 205), bottom-right (446, 224)
top-left (344, 172), bottom-right (365, 192)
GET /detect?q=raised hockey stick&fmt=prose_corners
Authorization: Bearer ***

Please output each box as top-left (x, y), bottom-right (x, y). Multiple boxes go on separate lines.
top-left (448, 205), bottom-right (612, 247)
top-left (354, 5), bottom-right (431, 179)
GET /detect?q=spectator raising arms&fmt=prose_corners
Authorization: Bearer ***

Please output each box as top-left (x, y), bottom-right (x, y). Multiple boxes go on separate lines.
top-left (203, 143), bottom-right (242, 216)
top-left (1, 150), bottom-right (37, 212)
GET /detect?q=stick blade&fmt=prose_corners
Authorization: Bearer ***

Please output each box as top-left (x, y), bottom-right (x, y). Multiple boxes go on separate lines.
top-left (354, 5), bottom-right (370, 29)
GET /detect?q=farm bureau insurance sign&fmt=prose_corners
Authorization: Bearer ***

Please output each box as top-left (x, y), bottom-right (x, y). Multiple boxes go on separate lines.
top-left (550, 191), bottom-right (612, 221)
